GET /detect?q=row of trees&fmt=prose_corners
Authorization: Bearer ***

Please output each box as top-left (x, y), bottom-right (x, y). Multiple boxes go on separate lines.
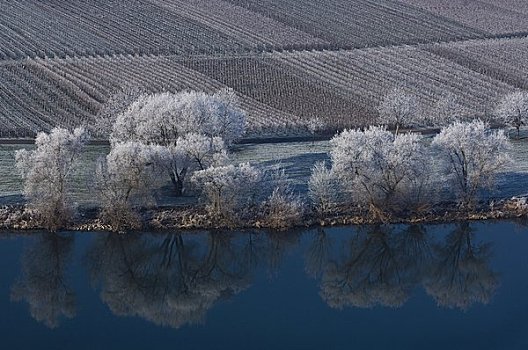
top-left (378, 88), bottom-right (528, 138)
top-left (309, 120), bottom-right (511, 218)
top-left (15, 89), bottom-right (304, 231)
top-left (14, 89), bottom-right (516, 231)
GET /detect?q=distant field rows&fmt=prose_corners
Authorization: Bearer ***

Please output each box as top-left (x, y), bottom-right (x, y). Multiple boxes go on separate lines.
top-left (398, 0), bottom-right (528, 35)
top-left (1, 36), bottom-right (525, 138)
top-left (1, 1), bottom-right (528, 138)
top-left (0, 55), bottom-right (307, 137)
top-left (147, 0), bottom-right (327, 48)
top-left (270, 46), bottom-right (516, 117)
top-left (225, 0), bottom-right (484, 46)
top-left (0, 0), bottom-right (487, 62)
top-left (0, 0), bottom-right (247, 60)
top-left (427, 37), bottom-right (528, 90)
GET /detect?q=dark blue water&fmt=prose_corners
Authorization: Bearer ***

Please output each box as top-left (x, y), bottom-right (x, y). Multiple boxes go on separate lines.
top-left (1, 222), bottom-right (528, 350)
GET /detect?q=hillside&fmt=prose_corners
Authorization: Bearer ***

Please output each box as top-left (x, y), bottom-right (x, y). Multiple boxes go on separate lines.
top-left (0, 0), bottom-right (527, 138)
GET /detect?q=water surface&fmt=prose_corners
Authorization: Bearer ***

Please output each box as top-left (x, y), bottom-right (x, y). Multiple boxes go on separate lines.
top-left (1, 222), bottom-right (528, 349)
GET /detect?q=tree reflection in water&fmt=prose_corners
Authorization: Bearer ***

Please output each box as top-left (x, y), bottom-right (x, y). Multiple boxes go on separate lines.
top-left (305, 228), bottom-right (332, 278)
top-left (9, 223), bottom-right (501, 328)
top-left (319, 226), bottom-right (414, 308)
top-left (11, 233), bottom-right (76, 328)
top-left (317, 224), bottom-right (498, 310)
top-left (424, 223), bottom-right (499, 310)
top-left (86, 232), bottom-right (254, 329)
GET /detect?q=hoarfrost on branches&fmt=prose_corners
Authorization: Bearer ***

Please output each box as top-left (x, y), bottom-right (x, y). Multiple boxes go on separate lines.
top-left (261, 168), bottom-right (304, 229)
top-left (110, 90), bottom-right (245, 195)
top-left (432, 120), bottom-right (511, 207)
top-left (495, 91), bottom-right (528, 138)
top-left (377, 87), bottom-right (419, 134)
top-left (15, 127), bottom-right (89, 230)
top-left (95, 142), bottom-right (159, 231)
top-left (308, 162), bottom-right (342, 216)
top-left (330, 126), bottom-right (431, 214)
top-left (191, 162), bottom-right (261, 224)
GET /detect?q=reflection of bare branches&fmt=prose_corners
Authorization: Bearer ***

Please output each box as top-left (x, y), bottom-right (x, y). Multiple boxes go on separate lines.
top-left (11, 233), bottom-right (76, 328)
top-left (305, 228), bottom-right (332, 278)
top-left (425, 223), bottom-right (499, 310)
top-left (266, 230), bottom-right (301, 277)
top-left (86, 232), bottom-right (252, 328)
top-left (320, 226), bottom-right (410, 309)
top-left (239, 232), bottom-right (266, 274)
top-left (395, 225), bottom-right (433, 285)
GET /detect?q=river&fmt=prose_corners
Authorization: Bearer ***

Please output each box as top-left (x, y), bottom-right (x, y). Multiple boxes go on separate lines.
top-left (1, 221), bottom-right (527, 349)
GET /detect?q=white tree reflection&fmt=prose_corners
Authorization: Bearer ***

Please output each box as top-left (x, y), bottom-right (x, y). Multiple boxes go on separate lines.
top-left (86, 232), bottom-right (253, 328)
top-left (11, 233), bottom-right (76, 328)
top-left (316, 224), bottom-right (499, 311)
top-left (320, 226), bottom-right (411, 309)
top-left (424, 223), bottom-right (499, 310)
top-left (305, 228), bottom-right (332, 278)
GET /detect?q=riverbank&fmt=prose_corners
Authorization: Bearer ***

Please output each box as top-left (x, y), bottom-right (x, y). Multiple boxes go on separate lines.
top-left (2, 196), bottom-right (527, 233)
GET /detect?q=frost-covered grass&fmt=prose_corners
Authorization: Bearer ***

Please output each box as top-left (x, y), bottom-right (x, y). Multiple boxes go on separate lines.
top-left (2, 137), bottom-right (528, 207)
top-left (0, 141), bottom-right (329, 206)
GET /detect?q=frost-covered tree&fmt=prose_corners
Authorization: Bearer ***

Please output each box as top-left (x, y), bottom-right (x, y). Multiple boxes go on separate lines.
top-left (95, 142), bottom-right (159, 231)
top-left (261, 169), bottom-right (304, 229)
top-left (427, 92), bottom-right (464, 127)
top-left (111, 90), bottom-right (245, 195)
top-left (15, 127), bottom-right (89, 230)
top-left (191, 163), bottom-right (261, 224)
top-left (111, 89), bottom-right (246, 145)
top-left (154, 133), bottom-right (227, 196)
top-left (495, 91), bottom-right (528, 139)
top-left (330, 126), bottom-right (431, 215)
top-left (308, 162), bottom-right (342, 216)
top-left (378, 88), bottom-right (419, 134)
top-left (306, 117), bottom-right (326, 142)
top-left (432, 120), bottom-right (511, 208)
top-left (92, 85), bottom-right (146, 138)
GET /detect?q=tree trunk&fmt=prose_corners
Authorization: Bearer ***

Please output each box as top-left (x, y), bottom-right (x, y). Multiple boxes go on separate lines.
top-left (169, 172), bottom-right (184, 196)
